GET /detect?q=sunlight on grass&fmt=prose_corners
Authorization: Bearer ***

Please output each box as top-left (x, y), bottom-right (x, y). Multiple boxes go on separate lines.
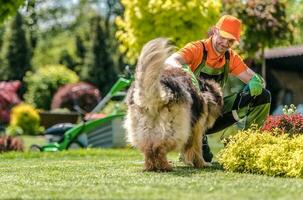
top-left (1, 148), bottom-right (303, 200)
top-left (20, 135), bottom-right (46, 151)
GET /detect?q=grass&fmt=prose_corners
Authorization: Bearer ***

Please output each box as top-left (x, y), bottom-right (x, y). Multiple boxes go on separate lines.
top-left (20, 135), bottom-right (46, 150)
top-left (1, 135), bottom-right (303, 200)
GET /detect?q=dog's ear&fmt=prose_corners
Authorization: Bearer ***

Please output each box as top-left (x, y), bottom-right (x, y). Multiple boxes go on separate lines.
top-left (201, 79), bottom-right (223, 105)
top-left (198, 78), bottom-right (207, 92)
top-left (207, 98), bottom-right (218, 106)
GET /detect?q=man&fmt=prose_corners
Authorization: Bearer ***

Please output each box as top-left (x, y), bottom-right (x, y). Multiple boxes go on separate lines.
top-left (165, 15), bottom-right (271, 162)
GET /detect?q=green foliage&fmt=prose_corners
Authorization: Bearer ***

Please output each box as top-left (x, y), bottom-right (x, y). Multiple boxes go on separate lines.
top-left (30, 1), bottom-right (123, 66)
top-left (7, 103), bottom-right (43, 136)
top-left (32, 31), bottom-right (77, 69)
top-left (116, 0), bottom-right (221, 64)
top-left (30, 1), bottom-right (122, 93)
top-left (83, 15), bottom-right (117, 94)
top-left (217, 129), bottom-right (303, 178)
top-left (0, 11), bottom-right (31, 81)
top-left (286, 0), bottom-right (303, 44)
top-left (0, 0), bottom-right (24, 24)
top-left (222, 0), bottom-right (293, 57)
top-left (100, 100), bottom-right (127, 115)
top-left (59, 49), bottom-right (76, 70)
top-left (24, 64), bottom-right (79, 110)
top-left (75, 34), bottom-right (86, 63)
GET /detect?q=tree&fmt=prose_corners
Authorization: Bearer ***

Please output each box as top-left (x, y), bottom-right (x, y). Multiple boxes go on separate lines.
top-left (24, 0), bottom-right (38, 50)
top-left (29, 0), bottom-right (124, 78)
top-left (59, 49), bottom-right (76, 70)
top-left (286, 0), bottom-right (303, 44)
top-left (75, 34), bottom-right (86, 63)
top-left (0, 11), bottom-right (31, 81)
top-left (222, 0), bottom-right (293, 77)
top-left (83, 15), bottom-right (117, 95)
top-left (0, 0), bottom-right (24, 24)
top-left (116, 0), bottom-right (221, 64)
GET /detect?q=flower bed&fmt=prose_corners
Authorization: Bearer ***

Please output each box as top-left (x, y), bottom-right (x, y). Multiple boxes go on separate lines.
top-left (0, 135), bottom-right (24, 152)
top-left (261, 113), bottom-right (303, 136)
top-left (217, 105), bottom-right (303, 178)
top-left (217, 129), bottom-right (303, 178)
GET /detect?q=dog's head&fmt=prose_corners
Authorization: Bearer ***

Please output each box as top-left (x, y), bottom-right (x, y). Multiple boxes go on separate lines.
top-left (199, 79), bottom-right (223, 107)
top-left (199, 78), bottom-right (224, 128)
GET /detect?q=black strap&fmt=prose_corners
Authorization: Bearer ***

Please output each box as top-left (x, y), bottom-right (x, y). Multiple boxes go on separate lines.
top-left (201, 41), bottom-right (230, 66)
top-left (224, 50), bottom-right (230, 60)
top-left (201, 41), bottom-right (207, 64)
top-left (198, 41), bottom-right (231, 88)
top-left (194, 41), bottom-right (207, 77)
top-left (194, 41), bottom-right (230, 77)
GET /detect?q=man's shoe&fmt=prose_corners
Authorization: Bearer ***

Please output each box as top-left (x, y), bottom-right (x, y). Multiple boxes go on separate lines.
top-left (202, 135), bottom-right (213, 162)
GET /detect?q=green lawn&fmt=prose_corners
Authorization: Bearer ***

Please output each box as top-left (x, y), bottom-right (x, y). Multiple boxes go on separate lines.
top-left (1, 137), bottom-right (303, 200)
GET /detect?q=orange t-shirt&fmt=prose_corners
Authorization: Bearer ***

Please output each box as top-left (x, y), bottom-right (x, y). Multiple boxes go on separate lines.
top-left (177, 37), bottom-right (247, 75)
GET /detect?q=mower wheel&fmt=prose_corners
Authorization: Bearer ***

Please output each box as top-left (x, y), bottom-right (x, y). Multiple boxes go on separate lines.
top-left (30, 144), bottom-right (42, 152)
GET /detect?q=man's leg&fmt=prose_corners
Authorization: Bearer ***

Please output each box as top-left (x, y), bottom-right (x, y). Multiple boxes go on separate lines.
top-left (202, 88), bottom-right (271, 162)
top-left (202, 135), bottom-right (213, 162)
top-left (207, 88), bottom-right (271, 134)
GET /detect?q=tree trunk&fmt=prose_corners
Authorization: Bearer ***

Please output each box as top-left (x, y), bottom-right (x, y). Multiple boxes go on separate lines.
top-left (261, 46), bottom-right (266, 81)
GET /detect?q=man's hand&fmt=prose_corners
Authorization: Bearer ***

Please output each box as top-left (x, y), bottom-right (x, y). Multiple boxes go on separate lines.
top-left (248, 74), bottom-right (264, 96)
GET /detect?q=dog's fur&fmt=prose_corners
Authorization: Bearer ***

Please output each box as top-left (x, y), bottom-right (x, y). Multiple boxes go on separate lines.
top-left (124, 38), bottom-right (223, 171)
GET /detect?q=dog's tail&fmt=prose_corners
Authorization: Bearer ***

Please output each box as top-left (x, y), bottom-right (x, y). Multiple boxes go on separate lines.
top-left (134, 38), bottom-right (174, 106)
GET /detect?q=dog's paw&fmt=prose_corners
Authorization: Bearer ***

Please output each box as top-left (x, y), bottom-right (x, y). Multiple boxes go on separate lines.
top-left (143, 165), bottom-right (173, 172)
top-left (193, 158), bottom-right (213, 168)
top-left (203, 161), bottom-right (212, 167)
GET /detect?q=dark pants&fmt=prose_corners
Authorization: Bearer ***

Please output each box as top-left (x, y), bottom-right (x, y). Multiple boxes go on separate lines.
top-left (206, 88), bottom-right (271, 135)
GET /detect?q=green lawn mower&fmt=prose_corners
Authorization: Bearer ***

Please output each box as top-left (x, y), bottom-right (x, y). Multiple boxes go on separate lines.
top-left (31, 77), bottom-right (132, 152)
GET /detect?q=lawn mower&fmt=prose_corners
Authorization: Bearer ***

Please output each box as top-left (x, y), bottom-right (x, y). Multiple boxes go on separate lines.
top-left (31, 76), bottom-right (132, 152)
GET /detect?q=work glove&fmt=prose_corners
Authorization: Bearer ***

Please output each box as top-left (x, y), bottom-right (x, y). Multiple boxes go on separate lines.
top-left (181, 64), bottom-right (200, 90)
top-left (247, 74), bottom-right (264, 96)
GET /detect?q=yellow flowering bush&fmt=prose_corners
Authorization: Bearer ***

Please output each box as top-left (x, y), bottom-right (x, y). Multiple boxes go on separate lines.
top-left (7, 103), bottom-right (44, 135)
top-left (116, 0), bottom-right (221, 64)
top-left (217, 129), bottom-right (303, 178)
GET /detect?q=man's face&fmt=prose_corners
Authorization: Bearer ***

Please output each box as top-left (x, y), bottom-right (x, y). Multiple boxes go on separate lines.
top-left (212, 28), bottom-right (236, 54)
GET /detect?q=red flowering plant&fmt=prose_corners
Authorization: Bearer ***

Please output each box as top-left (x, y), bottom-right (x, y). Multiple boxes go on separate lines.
top-left (0, 81), bottom-right (22, 124)
top-left (0, 135), bottom-right (24, 153)
top-left (51, 82), bottom-right (101, 113)
top-left (261, 104), bottom-right (303, 136)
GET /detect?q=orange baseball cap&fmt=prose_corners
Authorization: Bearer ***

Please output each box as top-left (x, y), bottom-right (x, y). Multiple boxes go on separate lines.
top-left (216, 15), bottom-right (242, 42)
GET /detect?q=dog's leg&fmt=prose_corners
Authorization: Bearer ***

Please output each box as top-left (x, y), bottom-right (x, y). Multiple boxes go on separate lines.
top-left (143, 143), bottom-right (172, 172)
top-left (143, 144), bottom-right (157, 171)
top-left (193, 127), bottom-right (212, 168)
top-left (183, 121), bottom-right (212, 168)
top-left (181, 135), bottom-right (195, 167)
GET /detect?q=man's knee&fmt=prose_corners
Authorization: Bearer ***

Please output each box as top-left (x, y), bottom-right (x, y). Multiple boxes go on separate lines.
top-left (255, 88), bottom-right (271, 105)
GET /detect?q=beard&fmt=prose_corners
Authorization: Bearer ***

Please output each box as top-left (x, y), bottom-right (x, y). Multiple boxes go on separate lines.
top-left (214, 41), bottom-right (228, 54)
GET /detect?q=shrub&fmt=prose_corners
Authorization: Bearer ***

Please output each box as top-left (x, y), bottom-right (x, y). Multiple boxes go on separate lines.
top-left (0, 81), bottom-right (22, 124)
top-left (0, 135), bottom-right (24, 152)
top-left (7, 103), bottom-right (43, 136)
top-left (261, 105), bottom-right (303, 135)
top-left (100, 101), bottom-right (127, 115)
top-left (261, 114), bottom-right (303, 135)
top-left (116, 0), bottom-right (221, 64)
top-left (217, 129), bottom-right (303, 178)
top-left (24, 65), bottom-right (79, 110)
top-left (51, 82), bottom-right (101, 113)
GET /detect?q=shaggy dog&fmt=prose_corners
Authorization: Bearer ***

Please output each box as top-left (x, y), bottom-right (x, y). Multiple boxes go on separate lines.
top-left (124, 38), bottom-right (223, 171)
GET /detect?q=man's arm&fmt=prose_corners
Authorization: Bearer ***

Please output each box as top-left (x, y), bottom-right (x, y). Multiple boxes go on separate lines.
top-left (164, 52), bottom-right (186, 68)
top-left (236, 68), bottom-right (265, 96)
top-left (235, 67), bottom-right (255, 84)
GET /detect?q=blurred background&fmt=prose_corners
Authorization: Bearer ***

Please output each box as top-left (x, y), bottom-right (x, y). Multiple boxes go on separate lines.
top-left (0, 0), bottom-right (303, 139)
